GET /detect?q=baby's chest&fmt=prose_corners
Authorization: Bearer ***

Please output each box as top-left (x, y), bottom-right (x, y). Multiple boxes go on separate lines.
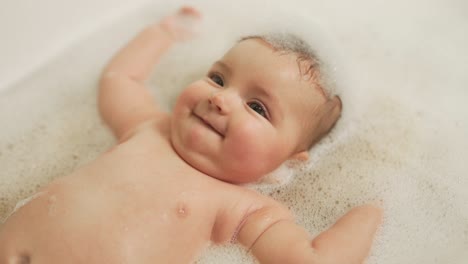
top-left (54, 171), bottom-right (220, 258)
top-left (99, 172), bottom-right (251, 246)
top-left (94, 162), bottom-right (219, 228)
top-left (86, 130), bottom-right (255, 243)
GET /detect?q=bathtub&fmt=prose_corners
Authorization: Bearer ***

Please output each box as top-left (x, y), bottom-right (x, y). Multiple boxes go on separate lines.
top-left (0, 0), bottom-right (467, 263)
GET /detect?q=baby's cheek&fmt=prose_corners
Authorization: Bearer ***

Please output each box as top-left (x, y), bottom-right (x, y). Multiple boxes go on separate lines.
top-left (178, 88), bottom-right (196, 108)
top-left (227, 125), bottom-right (274, 166)
top-left (180, 81), bottom-right (208, 102)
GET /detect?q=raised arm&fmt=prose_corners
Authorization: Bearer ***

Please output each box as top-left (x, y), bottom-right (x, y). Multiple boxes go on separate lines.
top-left (98, 7), bottom-right (201, 140)
top-left (238, 204), bottom-right (382, 264)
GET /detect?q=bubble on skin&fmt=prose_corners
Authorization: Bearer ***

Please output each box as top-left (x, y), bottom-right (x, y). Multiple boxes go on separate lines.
top-left (160, 212), bottom-right (169, 223)
top-left (48, 195), bottom-right (58, 217)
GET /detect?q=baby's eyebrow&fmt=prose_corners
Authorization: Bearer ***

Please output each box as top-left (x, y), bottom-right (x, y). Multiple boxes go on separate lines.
top-left (213, 61), bottom-right (232, 75)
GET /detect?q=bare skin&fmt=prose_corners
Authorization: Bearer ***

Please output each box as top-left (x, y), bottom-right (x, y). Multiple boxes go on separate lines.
top-left (0, 7), bottom-right (382, 264)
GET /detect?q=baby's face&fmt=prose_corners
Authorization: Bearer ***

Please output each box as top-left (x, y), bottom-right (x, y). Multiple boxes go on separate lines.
top-left (171, 39), bottom-right (326, 183)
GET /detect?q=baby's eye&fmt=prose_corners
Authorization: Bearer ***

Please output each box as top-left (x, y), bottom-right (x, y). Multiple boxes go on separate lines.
top-left (209, 73), bottom-right (224, 87)
top-left (247, 101), bottom-right (269, 119)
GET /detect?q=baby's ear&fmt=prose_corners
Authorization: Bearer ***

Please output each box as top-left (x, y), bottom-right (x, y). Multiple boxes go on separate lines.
top-left (309, 95), bottom-right (343, 147)
top-left (319, 95), bottom-right (342, 133)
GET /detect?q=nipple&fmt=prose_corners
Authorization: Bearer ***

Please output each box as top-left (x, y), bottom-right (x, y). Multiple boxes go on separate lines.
top-left (176, 202), bottom-right (189, 219)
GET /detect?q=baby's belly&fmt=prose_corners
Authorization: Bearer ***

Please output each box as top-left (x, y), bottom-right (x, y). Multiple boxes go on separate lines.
top-left (0, 174), bottom-right (214, 263)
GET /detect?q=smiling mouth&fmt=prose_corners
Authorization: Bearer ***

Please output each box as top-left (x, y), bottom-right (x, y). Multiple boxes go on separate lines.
top-left (193, 113), bottom-right (224, 137)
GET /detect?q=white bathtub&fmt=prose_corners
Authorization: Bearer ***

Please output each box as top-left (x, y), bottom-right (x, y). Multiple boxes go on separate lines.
top-left (0, 0), bottom-right (467, 263)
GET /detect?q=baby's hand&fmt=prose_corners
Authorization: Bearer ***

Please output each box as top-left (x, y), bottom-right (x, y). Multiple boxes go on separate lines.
top-left (160, 6), bottom-right (202, 41)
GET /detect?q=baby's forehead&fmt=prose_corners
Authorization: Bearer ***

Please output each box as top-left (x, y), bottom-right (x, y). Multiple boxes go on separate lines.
top-left (227, 39), bottom-right (326, 94)
top-left (217, 40), bottom-right (326, 104)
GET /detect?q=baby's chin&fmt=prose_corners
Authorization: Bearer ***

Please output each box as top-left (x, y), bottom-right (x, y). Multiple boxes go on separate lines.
top-left (203, 164), bottom-right (268, 185)
top-left (169, 126), bottom-right (269, 184)
top-left (179, 154), bottom-right (264, 184)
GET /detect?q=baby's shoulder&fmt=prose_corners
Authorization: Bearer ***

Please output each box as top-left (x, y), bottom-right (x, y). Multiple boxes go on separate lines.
top-left (118, 114), bottom-right (171, 144)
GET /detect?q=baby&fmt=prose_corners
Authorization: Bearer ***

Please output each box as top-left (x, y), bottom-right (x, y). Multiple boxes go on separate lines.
top-left (0, 7), bottom-right (382, 264)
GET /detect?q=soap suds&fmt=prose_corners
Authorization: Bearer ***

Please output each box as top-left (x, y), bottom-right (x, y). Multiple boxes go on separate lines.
top-left (0, 0), bottom-right (466, 263)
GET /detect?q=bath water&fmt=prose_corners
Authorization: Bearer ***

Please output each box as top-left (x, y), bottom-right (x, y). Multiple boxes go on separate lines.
top-left (0, 0), bottom-right (467, 263)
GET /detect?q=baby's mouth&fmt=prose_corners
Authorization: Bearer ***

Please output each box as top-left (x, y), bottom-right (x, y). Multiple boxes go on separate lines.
top-left (193, 113), bottom-right (224, 137)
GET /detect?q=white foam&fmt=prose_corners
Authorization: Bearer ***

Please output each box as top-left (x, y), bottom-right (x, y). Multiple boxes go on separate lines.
top-left (0, 0), bottom-right (467, 263)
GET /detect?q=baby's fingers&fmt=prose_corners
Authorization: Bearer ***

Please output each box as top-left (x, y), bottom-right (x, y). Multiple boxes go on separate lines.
top-left (161, 6), bottom-right (203, 41)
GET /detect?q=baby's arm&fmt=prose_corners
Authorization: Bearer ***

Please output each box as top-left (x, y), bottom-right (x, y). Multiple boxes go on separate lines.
top-left (98, 7), bottom-right (201, 140)
top-left (238, 205), bottom-right (382, 264)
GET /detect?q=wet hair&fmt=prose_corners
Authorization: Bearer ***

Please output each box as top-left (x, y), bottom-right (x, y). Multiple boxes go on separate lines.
top-left (240, 33), bottom-right (342, 150)
top-left (239, 33), bottom-right (335, 99)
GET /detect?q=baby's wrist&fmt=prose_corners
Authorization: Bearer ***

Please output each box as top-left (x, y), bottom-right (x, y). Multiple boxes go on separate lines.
top-left (147, 23), bottom-right (178, 44)
top-left (157, 7), bottom-right (201, 42)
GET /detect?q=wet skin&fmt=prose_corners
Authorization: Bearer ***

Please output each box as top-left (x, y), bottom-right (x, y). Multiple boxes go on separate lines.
top-left (0, 118), bottom-right (286, 263)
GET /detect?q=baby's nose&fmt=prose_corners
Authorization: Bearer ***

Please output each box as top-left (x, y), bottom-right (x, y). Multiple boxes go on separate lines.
top-left (209, 92), bottom-right (229, 114)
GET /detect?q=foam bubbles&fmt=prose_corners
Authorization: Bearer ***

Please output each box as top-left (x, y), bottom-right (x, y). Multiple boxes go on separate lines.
top-left (1, 0), bottom-right (467, 263)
